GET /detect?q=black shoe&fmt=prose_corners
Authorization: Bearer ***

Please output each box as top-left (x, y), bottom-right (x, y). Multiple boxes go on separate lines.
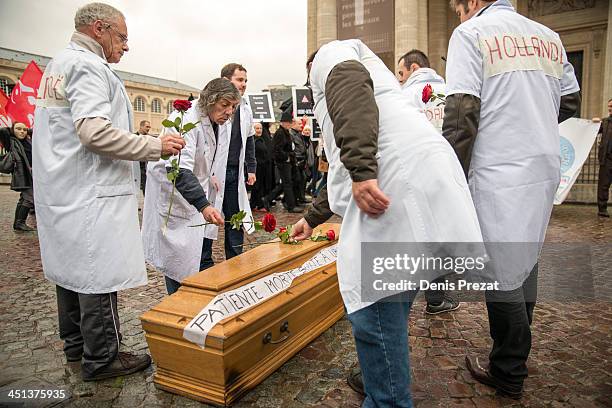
top-left (465, 355), bottom-right (522, 399)
top-left (598, 210), bottom-right (610, 217)
top-left (82, 352), bottom-right (151, 381)
top-left (13, 204), bottom-right (35, 232)
top-left (425, 296), bottom-right (460, 315)
top-left (347, 367), bottom-right (365, 396)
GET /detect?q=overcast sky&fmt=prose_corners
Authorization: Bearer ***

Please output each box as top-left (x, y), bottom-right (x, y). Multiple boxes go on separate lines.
top-left (0, 0), bottom-right (308, 92)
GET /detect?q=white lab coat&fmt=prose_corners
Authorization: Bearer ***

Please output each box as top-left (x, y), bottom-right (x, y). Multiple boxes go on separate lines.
top-left (445, 0), bottom-right (580, 289)
top-left (142, 103), bottom-right (217, 282)
top-left (401, 68), bottom-right (446, 133)
top-left (32, 41), bottom-right (146, 293)
top-left (310, 40), bottom-right (483, 314)
top-left (203, 97), bottom-right (255, 240)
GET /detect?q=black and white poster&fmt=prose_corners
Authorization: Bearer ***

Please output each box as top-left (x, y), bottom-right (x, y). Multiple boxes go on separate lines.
top-left (292, 87), bottom-right (314, 117)
top-left (246, 92), bottom-right (275, 122)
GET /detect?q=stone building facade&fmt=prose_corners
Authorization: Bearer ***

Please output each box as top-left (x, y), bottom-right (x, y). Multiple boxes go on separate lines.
top-left (307, 0), bottom-right (612, 202)
top-left (0, 47), bottom-right (199, 135)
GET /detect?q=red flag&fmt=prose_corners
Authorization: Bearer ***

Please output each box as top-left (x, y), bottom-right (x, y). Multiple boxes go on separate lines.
top-left (0, 88), bottom-right (11, 128)
top-left (5, 61), bottom-right (43, 127)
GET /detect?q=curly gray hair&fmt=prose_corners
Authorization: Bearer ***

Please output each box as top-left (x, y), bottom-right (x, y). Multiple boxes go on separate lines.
top-left (74, 3), bottom-right (124, 29)
top-left (197, 78), bottom-right (241, 115)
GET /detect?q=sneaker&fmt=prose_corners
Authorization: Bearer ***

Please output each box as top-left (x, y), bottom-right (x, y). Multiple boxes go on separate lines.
top-left (425, 296), bottom-right (460, 315)
top-left (82, 352), bottom-right (151, 381)
top-left (347, 367), bottom-right (365, 396)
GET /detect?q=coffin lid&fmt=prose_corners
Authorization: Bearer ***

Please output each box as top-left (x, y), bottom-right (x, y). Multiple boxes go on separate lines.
top-left (141, 223), bottom-right (340, 348)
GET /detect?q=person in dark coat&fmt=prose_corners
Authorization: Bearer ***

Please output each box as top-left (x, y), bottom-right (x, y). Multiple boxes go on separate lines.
top-left (250, 122), bottom-right (274, 210)
top-left (0, 123), bottom-right (36, 231)
top-left (597, 98), bottom-right (612, 217)
top-left (264, 109), bottom-right (303, 213)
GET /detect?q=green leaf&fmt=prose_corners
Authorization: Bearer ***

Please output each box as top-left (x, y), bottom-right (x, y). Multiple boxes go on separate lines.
top-left (162, 119), bottom-right (175, 128)
top-left (174, 116), bottom-right (182, 128)
top-left (254, 221), bottom-right (263, 231)
top-left (182, 122), bottom-right (197, 133)
top-left (161, 153), bottom-right (170, 160)
top-left (166, 172), bottom-right (175, 182)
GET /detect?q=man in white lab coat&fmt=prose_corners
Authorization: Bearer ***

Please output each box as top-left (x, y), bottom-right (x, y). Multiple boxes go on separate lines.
top-left (397, 49), bottom-right (460, 316)
top-left (32, 3), bottom-right (185, 381)
top-left (291, 40), bottom-right (483, 408)
top-left (199, 64), bottom-right (256, 270)
top-left (444, 0), bottom-right (580, 399)
top-left (397, 49), bottom-right (446, 134)
top-left (142, 78), bottom-right (238, 295)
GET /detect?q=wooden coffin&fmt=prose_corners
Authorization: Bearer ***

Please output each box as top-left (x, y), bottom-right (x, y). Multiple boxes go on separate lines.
top-left (140, 223), bottom-right (344, 406)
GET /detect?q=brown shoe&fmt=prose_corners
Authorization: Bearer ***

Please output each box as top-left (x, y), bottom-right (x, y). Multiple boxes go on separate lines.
top-left (82, 352), bottom-right (151, 381)
top-left (465, 355), bottom-right (522, 399)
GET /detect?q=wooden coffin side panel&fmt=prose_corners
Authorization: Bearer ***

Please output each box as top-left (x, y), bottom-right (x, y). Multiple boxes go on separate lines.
top-left (151, 274), bottom-right (344, 406)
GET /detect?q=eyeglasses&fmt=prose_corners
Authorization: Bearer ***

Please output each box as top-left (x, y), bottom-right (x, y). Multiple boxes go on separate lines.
top-left (104, 23), bottom-right (128, 44)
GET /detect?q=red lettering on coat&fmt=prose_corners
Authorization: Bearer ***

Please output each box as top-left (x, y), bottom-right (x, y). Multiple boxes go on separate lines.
top-left (484, 37), bottom-right (503, 64)
top-left (502, 35), bottom-right (517, 58)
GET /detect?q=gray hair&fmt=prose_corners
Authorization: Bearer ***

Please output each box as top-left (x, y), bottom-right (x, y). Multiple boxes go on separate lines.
top-left (197, 78), bottom-right (241, 115)
top-left (74, 3), bottom-right (124, 29)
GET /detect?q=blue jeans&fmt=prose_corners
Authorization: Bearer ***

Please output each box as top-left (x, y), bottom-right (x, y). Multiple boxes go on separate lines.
top-left (347, 291), bottom-right (417, 408)
top-left (200, 165), bottom-right (244, 271)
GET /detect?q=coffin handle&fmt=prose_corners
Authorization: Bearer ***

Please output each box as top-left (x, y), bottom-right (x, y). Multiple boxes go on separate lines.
top-left (263, 321), bottom-right (291, 345)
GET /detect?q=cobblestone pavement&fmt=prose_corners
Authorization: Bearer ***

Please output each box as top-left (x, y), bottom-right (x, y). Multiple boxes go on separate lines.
top-left (0, 185), bottom-right (610, 408)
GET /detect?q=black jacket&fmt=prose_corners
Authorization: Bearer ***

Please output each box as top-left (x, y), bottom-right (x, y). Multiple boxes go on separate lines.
top-left (0, 128), bottom-right (33, 191)
top-left (272, 126), bottom-right (295, 164)
top-left (598, 117), bottom-right (612, 165)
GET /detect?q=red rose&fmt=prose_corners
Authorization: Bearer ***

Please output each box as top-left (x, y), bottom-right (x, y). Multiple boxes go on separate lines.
top-left (421, 84), bottom-right (433, 104)
top-left (279, 227), bottom-right (287, 234)
top-left (173, 99), bottom-right (192, 112)
top-left (262, 213), bottom-right (277, 233)
top-left (326, 229), bottom-right (336, 241)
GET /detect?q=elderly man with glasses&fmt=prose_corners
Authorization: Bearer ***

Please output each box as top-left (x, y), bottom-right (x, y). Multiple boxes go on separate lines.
top-left (32, 2), bottom-right (185, 381)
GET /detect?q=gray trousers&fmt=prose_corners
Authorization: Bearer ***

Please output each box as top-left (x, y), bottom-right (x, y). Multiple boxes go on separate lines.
top-left (18, 187), bottom-right (34, 209)
top-left (56, 286), bottom-right (121, 375)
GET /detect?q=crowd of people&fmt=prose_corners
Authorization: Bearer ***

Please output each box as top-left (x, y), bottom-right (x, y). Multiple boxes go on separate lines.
top-left (2, 0), bottom-right (610, 407)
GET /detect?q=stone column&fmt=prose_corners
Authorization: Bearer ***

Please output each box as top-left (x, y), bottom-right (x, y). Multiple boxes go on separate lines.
top-left (603, 1), bottom-right (612, 115)
top-left (316, 0), bottom-right (337, 48)
top-left (395, 0), bottom-right (427, 62)
top-left (428, 0), bottom-right (448, 76)
top-left (308, 0), bottom-right (318, 55)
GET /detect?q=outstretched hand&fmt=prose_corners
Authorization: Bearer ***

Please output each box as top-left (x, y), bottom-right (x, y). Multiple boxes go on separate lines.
top-left (291, 218), bottom-right (314, 241)
top-left (202, 206), bottom-right (224, 225)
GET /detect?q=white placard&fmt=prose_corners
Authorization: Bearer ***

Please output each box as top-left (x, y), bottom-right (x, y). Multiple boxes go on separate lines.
top-left (183, 245), bottom-right (338, 348)
top-left (554, 118), bottom-right (600, 205)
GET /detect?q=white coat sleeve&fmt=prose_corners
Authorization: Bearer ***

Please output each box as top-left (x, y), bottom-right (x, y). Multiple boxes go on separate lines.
top-left (445, 28), bottom-right (483, 98)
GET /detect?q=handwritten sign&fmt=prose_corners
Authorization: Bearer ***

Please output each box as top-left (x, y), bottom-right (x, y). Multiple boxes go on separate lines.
top-left (183, 245), bottom-right (338, 348)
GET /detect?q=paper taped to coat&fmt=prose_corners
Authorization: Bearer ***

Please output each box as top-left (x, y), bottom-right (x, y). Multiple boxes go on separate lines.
top-left (183, 245), bottom-right (338, 348)
top-left (554, 118), bottom-right (600, 205)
